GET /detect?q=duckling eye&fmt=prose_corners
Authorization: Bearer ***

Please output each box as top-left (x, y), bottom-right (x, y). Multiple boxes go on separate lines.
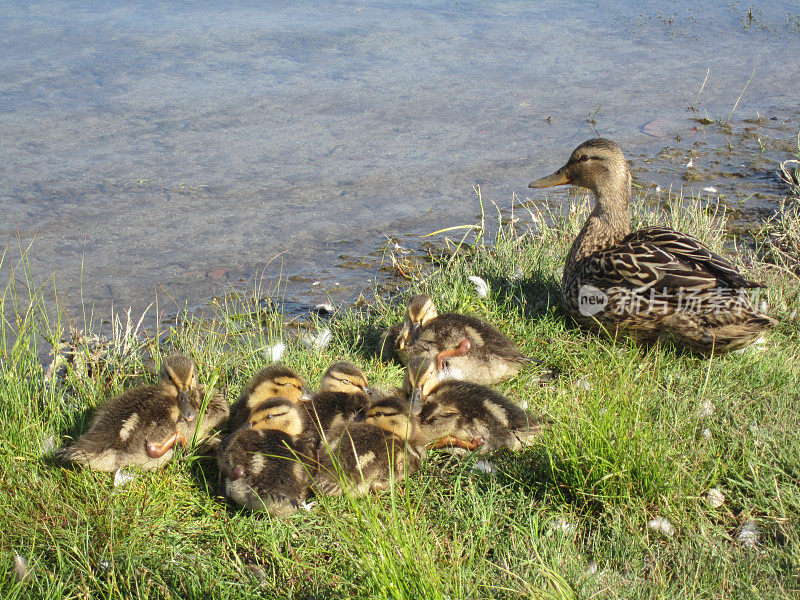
top-left (578, 155), bottom-right (589, 162)
top-left (372, 411), bottom-right (384, 417)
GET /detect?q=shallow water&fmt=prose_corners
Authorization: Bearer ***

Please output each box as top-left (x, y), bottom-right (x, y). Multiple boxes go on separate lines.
top-left (1, 1), bottom-right (799, 327)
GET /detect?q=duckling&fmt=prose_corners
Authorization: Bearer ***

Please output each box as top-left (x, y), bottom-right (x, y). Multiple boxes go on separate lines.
top-left (57, 354), bottom-right (229, 472)
top-left (218, 397), bottom-right (314, 515)
top-left (404, 357), bottom-right (543, 453)
top-left (228, 364), bottom-right (307, 431)
top-left (303, 361), bottom-right (372, 442)
top-left (528, 138), bottom-right (774, 353)
top-left (313, 395), bottom-right (423, 496)
top-left (390, 293), bottom-right (544, 385)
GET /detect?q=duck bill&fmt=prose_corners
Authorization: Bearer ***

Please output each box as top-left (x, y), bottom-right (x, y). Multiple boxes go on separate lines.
top-left (410, 388), bottom-right (424, 414)
top-left (528, 167), bottom-right (570, 188)
top-left (178, 390), bottom-right (197, 423)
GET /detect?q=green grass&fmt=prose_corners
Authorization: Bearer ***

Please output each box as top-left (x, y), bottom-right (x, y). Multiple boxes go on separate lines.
top-left (2, 187), bottom-right (799, 599)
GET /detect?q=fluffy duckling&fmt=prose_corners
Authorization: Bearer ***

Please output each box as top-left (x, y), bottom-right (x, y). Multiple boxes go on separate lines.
top-left (313, 395), bottom-right (424, 496)
top-left (228, 364), bottom-right (307, 431)
top-left (303, 362), bottom-right (373, 442)
top-left (218, 397), bottom-right (314, 516)
top-left (391, 294), bottom-right (543, 384)
top-left (404, 357), bottom-right (543, 453)
top-left (58, 354), bottom-right (229, 472)
top-left (528, 138), bottom-right (774, 353)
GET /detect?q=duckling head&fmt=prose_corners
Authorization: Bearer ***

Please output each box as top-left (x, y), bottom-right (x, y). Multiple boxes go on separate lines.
top-left (528, 138), bottom-right (631, 206)
top-left (402, 357), bottom-right (439, 411)
top-left (365, 396), bottom-right (418, 442)
top-left (159, 354), bottom-right (199, 423)
top-left (247, 397), bottom-right (307, 437)
top-left (319, 362), bottom-right (372, 396)
top-left (398, 294), bottom-right (438, 350)
top-left (248, 364), bottom-right (308, 405)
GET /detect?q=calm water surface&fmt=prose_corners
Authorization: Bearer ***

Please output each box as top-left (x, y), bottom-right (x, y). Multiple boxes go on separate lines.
top-left (1, 1), bottom-right (799, 325)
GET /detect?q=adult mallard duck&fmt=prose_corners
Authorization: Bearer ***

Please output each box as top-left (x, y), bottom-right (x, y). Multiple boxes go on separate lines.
top-left (528, 138), bottom-right (774, 354)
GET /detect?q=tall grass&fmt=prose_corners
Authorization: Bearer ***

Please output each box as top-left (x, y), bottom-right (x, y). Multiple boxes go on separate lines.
top-left (2, 189), bottom-right (799, 599)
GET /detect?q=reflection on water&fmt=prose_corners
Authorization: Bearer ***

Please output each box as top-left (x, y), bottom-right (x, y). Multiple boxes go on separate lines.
top-left (1, 1), bottom-right (798, 324)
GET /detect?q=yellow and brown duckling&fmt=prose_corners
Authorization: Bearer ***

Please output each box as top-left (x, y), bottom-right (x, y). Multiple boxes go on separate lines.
top-left (217, 397), bottom-right (315, 516)
top-left (227, 364), bottom-right (308, 431)
top-left (313, 395), bottom-right (424, 497)
top-left (403, 357), bottom-right (543, 453)
top-left (389, 293), bottom-right (543, 385)
top-left (57, 354), bottom-right (229, 472)
top-left (303, 361), bottom-right (373, 443)
top-left (528, 138), bottom-right (774, 354)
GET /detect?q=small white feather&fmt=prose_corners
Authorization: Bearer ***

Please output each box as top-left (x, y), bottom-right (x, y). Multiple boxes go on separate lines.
top-left (266, 342), bottom-right (286, 362)
top-left (113, 467), bottom-right (137, 488)
top-left (468, 276), bottom-right (489, 298)
top-left (472, 460), bottom-right (496, 474)
top-left (738, 520), bottom-right (759, 547)
top-left (699, 399), bottom-right (715, 418)
top-left (13, 551), bottom-right (32, 582)
top-left (702, 186), bottom-right (717, 193)
top-left (647, 516), bottom-right (675, 537)
top-left (302, 328), bottom-right (333, 350)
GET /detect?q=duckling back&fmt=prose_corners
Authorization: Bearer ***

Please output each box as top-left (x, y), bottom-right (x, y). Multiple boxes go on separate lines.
top-left (313, 422), bottom-right (422, 497)
top-left (58, 354), bottom-right (228, 472)
top-left (418, 380), bottom-right (543, 453)
top-left (58, 385), bottom-right (183, 472)
top-left (218, 427), bottom-right (313, 516)
top-left (304, 362), bottom-right (372, 444)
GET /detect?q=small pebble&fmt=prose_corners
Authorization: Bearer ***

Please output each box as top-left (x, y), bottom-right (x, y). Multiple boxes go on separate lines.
top-left (576, 377), bottom-right (592, 391)
top-left (702, 428), bottom-right (712, 441)
top-left (468, 276), bottom-right (489, 298)
top-left (738, 520), bottom-right (760, 547)
top-left (707, 488), bottom-right (725, 509)
top-left (647, 516), bottom-right (675, 537)
top-left (655, 185), bottom-right (662, 192)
